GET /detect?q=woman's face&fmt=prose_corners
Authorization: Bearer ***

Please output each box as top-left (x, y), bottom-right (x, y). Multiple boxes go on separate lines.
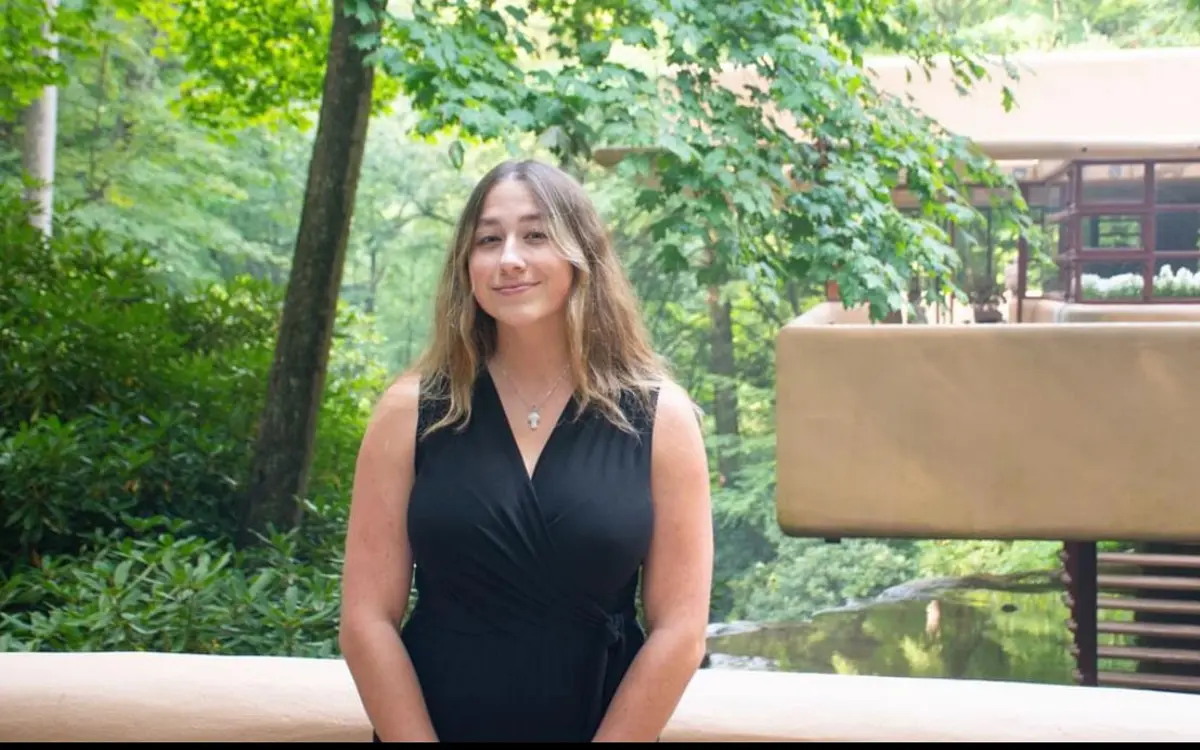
top-left (468, 179), bottom-right (575, 332)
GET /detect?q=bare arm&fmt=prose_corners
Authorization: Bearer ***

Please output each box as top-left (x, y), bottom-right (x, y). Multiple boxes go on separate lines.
top-left (592, 381), bottom-right (714, 742)
top-left (339, 373), bottom-right (438, 742)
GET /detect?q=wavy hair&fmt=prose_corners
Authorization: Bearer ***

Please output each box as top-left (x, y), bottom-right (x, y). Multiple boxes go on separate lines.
top-left (411, 159), bottom-right (668, 435)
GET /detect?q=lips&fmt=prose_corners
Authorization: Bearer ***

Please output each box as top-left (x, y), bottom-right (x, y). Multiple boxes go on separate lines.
top-left (493, 282), bottom-right (538, 296)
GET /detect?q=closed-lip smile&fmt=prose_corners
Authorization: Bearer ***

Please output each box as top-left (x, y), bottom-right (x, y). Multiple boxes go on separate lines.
top-left (494, 282), bottom-right (538, 295)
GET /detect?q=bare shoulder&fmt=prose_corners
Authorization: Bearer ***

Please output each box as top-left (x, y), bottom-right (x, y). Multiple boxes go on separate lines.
top-left (358, 371), bottom-right (423, 465)
top-left (650, 379), bottom-right (707, 478)
top-left (375, 371), bottom-right (423, 422)
top-left (652, 378), bottom-right (703, 442)
top-left (367, 374), bottom-right (424, 439)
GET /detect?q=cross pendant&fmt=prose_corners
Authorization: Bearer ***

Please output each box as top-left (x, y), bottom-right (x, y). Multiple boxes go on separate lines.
top-left (527, 408), bottom-right (541, 430)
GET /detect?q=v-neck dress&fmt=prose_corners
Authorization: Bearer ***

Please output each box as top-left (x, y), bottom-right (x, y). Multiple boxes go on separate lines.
top-left (384, 371), bottom-right (658, 742)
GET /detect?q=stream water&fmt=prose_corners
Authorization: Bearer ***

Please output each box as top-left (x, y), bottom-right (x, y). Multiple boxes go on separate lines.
top-left (704, 570), bottom-right (1075, 685)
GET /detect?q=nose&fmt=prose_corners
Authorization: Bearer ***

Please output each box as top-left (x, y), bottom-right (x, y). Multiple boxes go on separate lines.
top-left (499, 236), bottom-right (526, 273)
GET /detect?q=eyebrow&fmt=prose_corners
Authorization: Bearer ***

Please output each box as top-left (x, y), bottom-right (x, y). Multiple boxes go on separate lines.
top-left (477, 213), bottom-right (543, 227)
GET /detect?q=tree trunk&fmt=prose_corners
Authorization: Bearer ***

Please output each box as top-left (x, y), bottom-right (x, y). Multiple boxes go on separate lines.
top-left (239, 0), bottom-right (382, 544)
top-left (707, 284), bottom-right (740, 485)
top-left (22, 0), bottom-right (59, 236)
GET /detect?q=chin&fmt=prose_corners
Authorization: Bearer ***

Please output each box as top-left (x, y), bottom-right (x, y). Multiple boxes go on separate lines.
top-left (488, 308), bottom-right (559, 331)
top-left (479, 299), bottom-right (561, 331)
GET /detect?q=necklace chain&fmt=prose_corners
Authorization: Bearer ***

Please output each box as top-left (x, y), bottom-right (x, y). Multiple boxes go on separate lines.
top-left (493, 362), bottom-right (570, 431)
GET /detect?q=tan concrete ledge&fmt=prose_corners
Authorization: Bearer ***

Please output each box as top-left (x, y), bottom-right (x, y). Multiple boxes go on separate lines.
top-left (1021, 297), bottom-right (1200, 324)
top-left (776, 319), bottom-right (1200, 541)
top-left (4, 652), bottom-right (1200, 741)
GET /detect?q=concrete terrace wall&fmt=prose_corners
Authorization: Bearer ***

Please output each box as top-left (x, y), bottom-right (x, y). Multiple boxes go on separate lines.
top-left (775, 317), bottom-right (1200, 541)
top-left (5, 652), bottom-right (1200, 741)
top-left (1019, 298), bottom-right (1200, 324)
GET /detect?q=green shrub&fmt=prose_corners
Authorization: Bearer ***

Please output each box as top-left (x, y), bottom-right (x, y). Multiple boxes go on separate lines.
top-left (0, 188), bottom-right (384, 654)
top-left (0, 515), bottom-right (342, 657)
top-left (727, 538), bottom-right (923, 623)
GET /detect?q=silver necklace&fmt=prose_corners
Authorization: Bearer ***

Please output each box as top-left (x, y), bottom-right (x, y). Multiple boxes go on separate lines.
top-left (493, 362), bottom-right (570, 430)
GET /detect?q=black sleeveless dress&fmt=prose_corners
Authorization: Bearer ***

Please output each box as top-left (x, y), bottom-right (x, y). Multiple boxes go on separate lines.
top-left (374, 371), bottom-right (658, 742)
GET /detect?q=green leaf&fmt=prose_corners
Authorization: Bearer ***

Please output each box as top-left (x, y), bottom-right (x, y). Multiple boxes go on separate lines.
top-left (448, 140), bottom-right (466, 170)
top-left (113, 559), bottom-right (133, 588)
top-left (579, 40), bottom-right (612, 66)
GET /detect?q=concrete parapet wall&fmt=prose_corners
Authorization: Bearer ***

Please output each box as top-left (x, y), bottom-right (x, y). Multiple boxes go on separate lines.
top-left (1019, 298), bottom-right (1200, 324)
top-left (794, 300), bottom-right (876, 326)
top-left (776, 319), bottom-right (1200, 541)
top-left (4, 652), bottom-right (1200, 741)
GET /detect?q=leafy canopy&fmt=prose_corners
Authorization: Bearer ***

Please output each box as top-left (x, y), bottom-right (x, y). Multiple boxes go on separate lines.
top-left (5, 0), bottom-right (1031, 317)
top-left (364, 0), bottom-right (1030, 318)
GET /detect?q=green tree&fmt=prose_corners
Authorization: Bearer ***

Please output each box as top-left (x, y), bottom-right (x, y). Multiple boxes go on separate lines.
top-left (238, 0), bottom-right (386, 542)
top-left (236, 0), bottom-right (1031, 535)
top-left (1, 0), bottom-right (137, 118)
top-left (16, 0), bottom-right (1033, 542)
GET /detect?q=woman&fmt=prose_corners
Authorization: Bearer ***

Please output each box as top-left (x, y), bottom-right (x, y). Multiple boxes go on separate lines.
top-left (338, 159), bottom-right (713, 742)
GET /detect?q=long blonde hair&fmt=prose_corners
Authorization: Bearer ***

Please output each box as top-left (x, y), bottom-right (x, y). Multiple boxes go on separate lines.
top-left (411, 159), bottom-right (669, 435)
